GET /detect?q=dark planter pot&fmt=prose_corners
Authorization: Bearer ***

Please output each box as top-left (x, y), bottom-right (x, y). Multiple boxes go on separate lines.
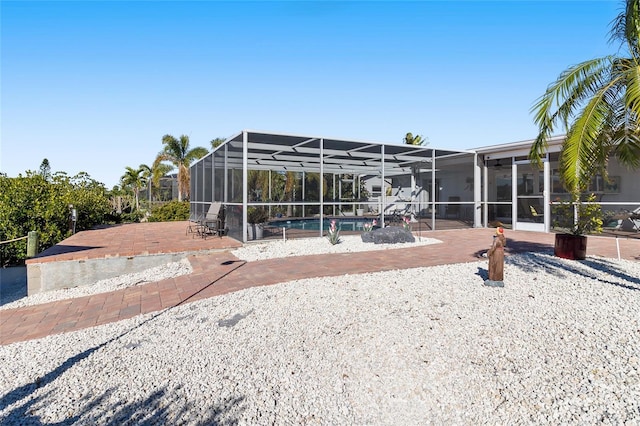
top-left (247, 223), bottom-right (263, 240)
top-left (554, 234), bottom-right (587, 260)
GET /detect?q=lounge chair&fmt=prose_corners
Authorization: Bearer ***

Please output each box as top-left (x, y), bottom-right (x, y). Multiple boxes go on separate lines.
top-left (621, 217), bottom-right (640, 232)
top-left (620, 206), bottom-right (640, 232)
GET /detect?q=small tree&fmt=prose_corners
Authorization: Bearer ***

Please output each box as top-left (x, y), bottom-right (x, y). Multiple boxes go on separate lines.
top-left (552, 193), bottom-right (603, 236)
top-left (38, 158), bottom-right (51, 181)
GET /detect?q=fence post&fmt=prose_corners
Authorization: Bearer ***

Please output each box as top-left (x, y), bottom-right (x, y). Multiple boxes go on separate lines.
top-left (27, 231), bottom-right (39, 258)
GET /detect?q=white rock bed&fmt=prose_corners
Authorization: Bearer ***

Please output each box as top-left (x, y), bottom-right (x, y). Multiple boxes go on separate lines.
top-left (232, 234), bottom-right (442, 261)
top-left (1, 252), bottom-right (639, 424)
top-left (0, 259), bottom-right (192, 310)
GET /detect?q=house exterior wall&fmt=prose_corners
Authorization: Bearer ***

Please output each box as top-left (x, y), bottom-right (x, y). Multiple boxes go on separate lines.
top-left (478, 137), bottom-right (640, 232)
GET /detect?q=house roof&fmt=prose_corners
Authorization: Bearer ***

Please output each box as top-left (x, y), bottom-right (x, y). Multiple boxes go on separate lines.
top-left (473, 135), bottom-right (565, 157)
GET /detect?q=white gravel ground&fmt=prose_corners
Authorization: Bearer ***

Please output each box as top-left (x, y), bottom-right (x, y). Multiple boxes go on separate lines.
top-left (1, 246), bottom-right (639, 424)
top-left (232, 235), bottom-right (442, 262)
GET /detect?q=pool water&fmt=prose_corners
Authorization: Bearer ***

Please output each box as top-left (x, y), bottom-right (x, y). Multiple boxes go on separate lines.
top-left (268, 217), bottom-right (377, 232)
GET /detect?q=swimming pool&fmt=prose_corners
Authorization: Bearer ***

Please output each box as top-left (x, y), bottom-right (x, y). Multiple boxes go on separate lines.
top-left (268, 217), bottom-right (377, 232)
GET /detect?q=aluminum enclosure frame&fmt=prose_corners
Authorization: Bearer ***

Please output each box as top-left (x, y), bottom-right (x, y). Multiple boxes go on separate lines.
top-left (190, 130), bottom-right (478, 242)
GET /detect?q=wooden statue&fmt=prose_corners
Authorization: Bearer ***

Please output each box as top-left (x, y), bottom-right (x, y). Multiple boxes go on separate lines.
top-left (485, 227), bottom-right (506, 287)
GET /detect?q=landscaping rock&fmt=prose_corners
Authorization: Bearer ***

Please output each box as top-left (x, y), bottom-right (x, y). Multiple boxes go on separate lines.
top-left (361, 226), bottom-right (415, 244)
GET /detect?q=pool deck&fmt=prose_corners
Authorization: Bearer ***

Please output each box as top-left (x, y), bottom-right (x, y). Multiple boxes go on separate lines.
top-left (1, 221), bottom-right (639, 345)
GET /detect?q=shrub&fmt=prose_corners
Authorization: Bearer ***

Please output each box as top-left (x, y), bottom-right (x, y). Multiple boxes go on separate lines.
top-left (552, 193), bottom-right (603, 235)
top-left (247, 207), bottom-right (269, 224)
top-left (0, 172), bottom-right (111, 266)
top-left (148, 201), bottom-right (190, 222)
top-left (120, 211), bottom-right (144, 223)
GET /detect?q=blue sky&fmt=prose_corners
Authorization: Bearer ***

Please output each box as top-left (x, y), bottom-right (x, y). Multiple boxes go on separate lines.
top-left (1, 0), bottom-right (621, 188)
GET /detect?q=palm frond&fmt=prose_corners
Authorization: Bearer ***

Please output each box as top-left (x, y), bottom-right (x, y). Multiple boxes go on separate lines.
top-left (609, 4), bottom-right (628, 45)
top-left (561, 87), bottom-right (614, 191)
top-left (623, 61), bottom-right (640, 111)
top-left (185, 147), bottom-right (209, 163)
top-left (533, 1), bottom-right (640, 193)
top-left (625, 0), bottom-right (640, 59)
top-left (529, 57), bottom-right (614, 167)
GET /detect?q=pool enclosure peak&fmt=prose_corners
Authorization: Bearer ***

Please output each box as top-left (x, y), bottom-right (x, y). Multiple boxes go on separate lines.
top-left (190, 130), bottom-right (479, 242)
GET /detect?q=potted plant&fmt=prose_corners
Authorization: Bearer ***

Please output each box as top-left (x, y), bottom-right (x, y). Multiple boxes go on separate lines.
top-left (247, 207), bottom-right (269, 240)
top-left (552, 193), bottom-right (603, 260)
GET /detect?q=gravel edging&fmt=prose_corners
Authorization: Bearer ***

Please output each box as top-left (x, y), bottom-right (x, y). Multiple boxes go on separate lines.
top-left (232, 234), bottom-right (442, 261)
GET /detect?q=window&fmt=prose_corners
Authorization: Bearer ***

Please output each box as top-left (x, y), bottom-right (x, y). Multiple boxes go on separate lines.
top-left (552, 170), bottom-right (621, 194)
top-left (590, 175), bottom-right (620, 193)
top-left (551, 169), bottom-right (568, 194)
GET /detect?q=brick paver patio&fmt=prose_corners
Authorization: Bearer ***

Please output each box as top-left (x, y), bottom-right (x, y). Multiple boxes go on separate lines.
top-left (1, 222), bottom-right (638, 345)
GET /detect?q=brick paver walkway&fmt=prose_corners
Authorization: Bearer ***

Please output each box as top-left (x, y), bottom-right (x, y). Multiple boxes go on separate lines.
top-left (2, 223), bottom-right (639, 345)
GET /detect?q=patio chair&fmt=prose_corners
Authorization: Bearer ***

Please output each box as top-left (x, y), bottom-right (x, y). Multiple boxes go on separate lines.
top-left (621, 216), bottom-right (640, 232)
top-left (529, 205), bottom-right (543, 223)
top-left (617, 205), bottom-right (640, 232)
top-left (186, 212), bottom-right (204, 236)
top-left (200, 203), bottom-right (226, 239)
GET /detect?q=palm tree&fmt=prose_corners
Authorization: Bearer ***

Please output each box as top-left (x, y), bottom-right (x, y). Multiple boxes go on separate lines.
top-left (248, 170), bottom-right (271, 201)
top-left (404, 132), bottom-right (428, 146)
top-left (211, 137), bottom-right (226, 150)
top-left (139, 164), bottom-right (152, 207)
top-left (529, 0), bottom-right (640, 194)
top-left (283, 171), bottom-right (300, 216)
top-left (120, 166), bottom-right (147, 211)
top-left (140, 162), bottom-right (173, 204)
top-left (154, 134), bottom-right (208, 202)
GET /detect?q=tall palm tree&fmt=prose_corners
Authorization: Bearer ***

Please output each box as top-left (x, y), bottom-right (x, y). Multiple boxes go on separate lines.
top-left (529, 0), bottom-right (640, 195)
top-left (403, 132), bottom-right (427, 146)
top-left (154, 134), bottom-right (208, 202)
top-left (284, 171), bottom-right (300, 216)
top-left (139, 164), bottom-right (152, 206)
top-left (140, 162), bottom-right (173, 204)
top-left (120, 166), bottom-right (147, 211)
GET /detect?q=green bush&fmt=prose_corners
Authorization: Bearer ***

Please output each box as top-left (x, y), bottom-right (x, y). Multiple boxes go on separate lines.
top-left (119, 211), bottom-right (143, 223)
top-left (551, 193), bottom-right (603, 236)
top-left (0, 172), bottom-right (111, 266)
top-left (148, 201), bottom-right (190, 222)
top-left (247, 206), bottom-right (269, 224)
